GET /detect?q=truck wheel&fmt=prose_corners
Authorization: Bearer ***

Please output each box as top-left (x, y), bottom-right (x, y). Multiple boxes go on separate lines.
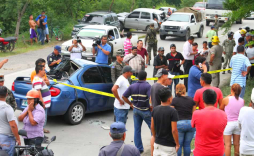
top-left (120, 22), bottom-right (124, 31)
top-left (160, 35), bottom-right (166, 40)
top-left (197, 27), bottom-right (203, 38)
top-left (206, 21), bottom-right (210, 26)
top-left (184, 30), bottom-right (190, 41)
top-left (64, 101), bottom-right (85, 125)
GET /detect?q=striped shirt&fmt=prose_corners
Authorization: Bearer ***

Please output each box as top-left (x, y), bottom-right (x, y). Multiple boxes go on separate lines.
top-left (32, 76), bottom-right (51, 108)
top-left (124, 38), bottom-right (132, 55)
top-left (123, 53), bottom-right (145, 73)
top-left (230, 54), bottom-right (251, 87)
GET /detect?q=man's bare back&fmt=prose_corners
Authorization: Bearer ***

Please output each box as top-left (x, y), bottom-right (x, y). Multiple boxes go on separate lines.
top-left (29, 20), bottom-right (36, 29)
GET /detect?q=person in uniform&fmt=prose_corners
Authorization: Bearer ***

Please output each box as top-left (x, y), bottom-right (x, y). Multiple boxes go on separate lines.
top-left (208, 36), bottom-right (223, 87)
top-left (47, 45), bottom-right (62, 71)
top-left (111, 51), bottom-right (126, 84)
top-left (222, 31), bottom-right (235, 74)
top-left (99, 122), bottom-right (140, 156)
top-left (214, 14), bottom-right (220, 36)
top-left (0, 75), bottom-right (17, 111)
top-left (145, 19), bottom-right (160, 65)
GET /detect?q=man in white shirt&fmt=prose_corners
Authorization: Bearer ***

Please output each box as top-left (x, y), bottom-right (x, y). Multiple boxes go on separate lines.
top-left (68, 37), bottom-right (86, 60)
top-left (234, 28), bottom-right (242, 45)
top-left (238, 88), bottom-right (254, 156)
top-left (182, 36), bottom-right (197, 90)
top-left (111, 66), bottom-right (134, 124)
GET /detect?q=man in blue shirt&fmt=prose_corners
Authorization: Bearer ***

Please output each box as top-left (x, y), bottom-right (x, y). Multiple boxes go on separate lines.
top-left (122, 70), bottom-right (151, 153)
top-left (230, 45), bottom-right (251, 98)
top-left (92, 35), bottom-right (111, 64)
top-left (188, 56), bottom-right (207, 98)
top-left (35, 11), bottom-right (49, 42)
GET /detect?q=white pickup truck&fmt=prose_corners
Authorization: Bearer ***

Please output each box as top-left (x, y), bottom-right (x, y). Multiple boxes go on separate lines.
top-left (159, 9), bottom-right (205, 41)
top-left (61, 25), bottom-right (138, 61)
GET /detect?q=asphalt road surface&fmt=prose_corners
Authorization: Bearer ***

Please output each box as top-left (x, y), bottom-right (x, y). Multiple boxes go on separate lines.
top-left (2, 19), bottom-right (253, 156)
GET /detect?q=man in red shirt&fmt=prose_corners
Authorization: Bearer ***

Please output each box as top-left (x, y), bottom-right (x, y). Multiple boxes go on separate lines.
top-left (192, 89), bottom-right (227, 156)
top-left (137, 40), bottom-right (149, 66)
top-left (194, 73), bottom-right (223, 109)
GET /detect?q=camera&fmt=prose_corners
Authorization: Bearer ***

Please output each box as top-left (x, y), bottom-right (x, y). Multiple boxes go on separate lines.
top-left (76, 36), bottom-right (81, 43)
top-left (92, 37), bottom-right (101, 47)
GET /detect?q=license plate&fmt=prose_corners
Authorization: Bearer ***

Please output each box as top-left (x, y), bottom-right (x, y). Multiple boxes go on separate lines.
top-left (22, 100), bottom-right (28, 107)
top-left (168, 32), bottom-right (173, 34)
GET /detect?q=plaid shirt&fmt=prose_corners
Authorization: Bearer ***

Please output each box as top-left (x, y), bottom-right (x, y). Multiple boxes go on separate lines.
top-left (123, 53), bottom-right (145, 73)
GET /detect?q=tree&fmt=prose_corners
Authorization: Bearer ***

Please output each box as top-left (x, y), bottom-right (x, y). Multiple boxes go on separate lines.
top-left (109, 0), bottom-right (114, 12)
top-left (130, 0), bottom-right (135, 12)
top-left (15, 0), bottom-right (30, 37)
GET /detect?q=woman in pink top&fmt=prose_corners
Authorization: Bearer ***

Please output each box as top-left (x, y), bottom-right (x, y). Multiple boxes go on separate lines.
top-left (220, 83), bottom-right (244, 156)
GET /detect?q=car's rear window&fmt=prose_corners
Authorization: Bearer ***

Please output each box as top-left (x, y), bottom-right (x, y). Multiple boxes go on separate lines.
top-left (82, 15), bottom-right (104, 24)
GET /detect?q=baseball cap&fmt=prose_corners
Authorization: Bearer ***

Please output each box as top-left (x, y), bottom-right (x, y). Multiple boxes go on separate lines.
top-left (158, 47), bottom-right (164, 51)
top-left (246, 33), bottom-right (252, 37)
top-left (122, 66), bottom-right (135, 73)
top-left (251, 88), bottom-right (254, 103)
top-left (170, 44), bottom-right (176, 48)
top-left (155, 68), bottom-right (175, 78)
top-left (0, 75), bottom-right (4, 82)
top-left (211, 26), bottom-right (215, 29)
top-left (110, 122), bottom-right (127, 134)
top-left (116, 51), bottom-right (125, 57)
top-left (54, 45), bottom-right (61, 53)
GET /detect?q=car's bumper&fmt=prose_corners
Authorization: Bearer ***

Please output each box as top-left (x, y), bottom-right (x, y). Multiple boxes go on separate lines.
top-left (160, 29), bottom-right (187, 37)
top-left (206, 16), bottom-right (228, 22)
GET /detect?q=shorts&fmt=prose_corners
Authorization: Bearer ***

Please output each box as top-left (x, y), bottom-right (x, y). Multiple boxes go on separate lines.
top-left (30, 28), bottom-right (37, 39)
top-left (45, 27), bottom-right (49, 35)
top-left (224, 121), bottom-right (241, 135)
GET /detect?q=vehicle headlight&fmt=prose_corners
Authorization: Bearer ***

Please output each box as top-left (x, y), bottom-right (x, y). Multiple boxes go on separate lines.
top-left (180, 26), bottom-right (186, 30)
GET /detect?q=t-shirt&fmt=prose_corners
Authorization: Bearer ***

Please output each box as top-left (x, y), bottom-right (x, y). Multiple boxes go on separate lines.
top-left (152, 105), bottom-right (179, 147)
top-left (206, 30), bottom-right (217, 42)
top-left (234, 30), bottom-right (241, 45)
top-left (191, 106), bottom-right (227, 156)
top-left (39, 18), bottom-right (45, 30)
top-left (188, 66), bottom-right (202, 98)
top-left (198, 49), bottom-right (209, 59)
top-left (32, 76), bottom-right (51, 108)
top-left (153, 55), bottom-right (167, 76)
top-left (95, 43), bottom-right (111, 64)
top-left (124, 38), bottom-right (132, 55)
top-left (70, 45), bottom-right (83, 60)
top-left (0, 101), bottom-right (17, 136)
top-left (113, 75), bottom-right (130, 109)
top-left (31, 70), bottom-right (47, 83)
top-left (137, 48), bottom-right (148, 59)
top-left (171, 96), bottom-right (195, 120)
top-left (246, 47), bottom-right (254, 64)
top-left (35, 15), bottom-right (48, 28)
top-left (150, 83), bottom-right (166, 108)
top-left (166, 52), bottom-right (184, 72)
top-left (238, 107), bottom-right (254, 155)
top-left (194, 86), bottom-right (223, 109)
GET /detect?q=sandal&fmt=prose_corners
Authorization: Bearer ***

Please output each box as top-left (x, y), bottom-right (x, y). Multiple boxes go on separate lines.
top-left (43, 129), bottom-right (50, 133)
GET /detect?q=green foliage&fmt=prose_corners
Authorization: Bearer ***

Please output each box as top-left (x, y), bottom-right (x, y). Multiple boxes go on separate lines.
top-left (180, 0), bottom-right (198, 8)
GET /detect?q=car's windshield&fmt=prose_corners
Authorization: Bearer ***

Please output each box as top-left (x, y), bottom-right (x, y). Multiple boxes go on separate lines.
top-left (193, 3), bottom-right (205, 8)
top-left (77, 29), bottom-right (106, 38)
top-left (206, 0), bottom-right (225, 10)
top-left (167, 14), bottom-right (189, 22)
top-left (82, 15), bottom-right (104, 24)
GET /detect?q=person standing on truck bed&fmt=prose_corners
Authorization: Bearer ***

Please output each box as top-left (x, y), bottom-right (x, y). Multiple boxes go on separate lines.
top-left (214, 14), bottom-right (219, 36)
top-left (206, 26), bottom-right (217, 48)
top-left (111, 51), bottom-right (126, 84)
top-left (92, 35), bottom-right (111, 64)
top-left (0, 75), bottom-right (17, 111)
top-left (47, 45), bottom-right (62, 71)
top-left (145, 18), bottom-right (160, 65)
top-left (124, 32), bottom-right (133, 56)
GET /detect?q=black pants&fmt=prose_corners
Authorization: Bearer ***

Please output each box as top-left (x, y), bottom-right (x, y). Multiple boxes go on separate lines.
top-left (208, 42), bottom-right (213, 48)
top-left (183, 60), bottom-right (193, 91)
top-left (24, 137), bottom-right (43, 147)
top-left (250, 64), bottom-right (254, 78)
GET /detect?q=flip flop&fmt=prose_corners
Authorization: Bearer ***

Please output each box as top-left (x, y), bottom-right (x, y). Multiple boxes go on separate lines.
top-left (44, 129), bottom-right (50, 133)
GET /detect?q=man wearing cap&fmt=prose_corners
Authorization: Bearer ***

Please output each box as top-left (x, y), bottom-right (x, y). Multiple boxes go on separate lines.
top-left (145, 18), bottom-right (160, 64)
top-left (99, 122), bottom-right (140, 156)
top-left (153, 47), bottom-right (167, 79)
top-left (111, 51), bottom-right (126, 84)
top-left (123, 46), bottom-right (145, 77)
top-left (0, 75), bottom-right (17, 111)
top-left (122, 71), bottom-right (151, 153)
top-left (240, 29), bottom-right (247, 46)
top-left (69, 37), bottom-right (86, 60)
top-left (208, 36), bottom-right (223, 88)
top-left (222, 32), bottom-right (235, 74)
top-left (112, 66), bottom-right (134, 124)
top-left (206, 26), bottom-right (217, 48)
top-left (230, 45), bottom-right (251, 98)
top-left (166, 44), bottom-right (185, 96)
top-left (150, 69), bottom-right (174, 108)
top-left (47, 45), bottom-right (62, 71)
top-left (238, 88), bottom-right (254, 156)
top-left (234, 28), bottom-right (242, 45)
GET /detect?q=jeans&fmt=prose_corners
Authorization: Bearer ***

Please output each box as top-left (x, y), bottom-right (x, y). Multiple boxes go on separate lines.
top-left (133, 108), bottom-right (151, 152)
top-left (44, 108), bottom-right (48, 127)
top-left (240, 86), bottom-right (246, 99)
top-left (114, 107), bottom-right (129, 124)
top-left (168, 71), bottom-right (180, 96)
top-left (0, 134), bottom-right (16, 156)
top-left (177, 120), bottom-right (196, 156)
top-left (40, 29), bottom-right (45, 45)
top-left (183, 60), bottom-right (193, 91)
top-left (24, 137), bottom-right (43, 146)
top-left (37, 28), bottom-right (41, 41)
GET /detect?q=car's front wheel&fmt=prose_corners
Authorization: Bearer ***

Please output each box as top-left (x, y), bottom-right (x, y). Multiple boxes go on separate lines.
top-left (160, 35), bottom-right (166, 40)
top-left (64, 101), bottom-right (85, 125)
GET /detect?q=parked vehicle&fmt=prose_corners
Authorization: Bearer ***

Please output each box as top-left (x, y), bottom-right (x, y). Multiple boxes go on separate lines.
top-left (13, 59), bottom-right (115, 125)
top-left (72, 11), bottom-right (120, 36)
top-left (160, 7), bottom-right (205, 41)
top-left (246, 12), bottom-right (254, 20)
top-left (0, 28), bottom-right (17, 52)
top-left (62, 25), bottom-right (138, 61)
top-left (15, 130), bottom-right (55, 156)
top-left (117, 12), bottom-right (129, 22)
top-left (159, 7), bottom-right (177, 14)
top-left (192, 2), bottom-right (206, 11)
top-left (119, 8), bottom-right (166, 31)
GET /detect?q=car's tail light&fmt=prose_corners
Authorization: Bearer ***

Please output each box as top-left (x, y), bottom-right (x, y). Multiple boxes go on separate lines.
top-left (12, 82), bottom-right (15, 91)
top-left (49, 87), bottom-right (60, 97)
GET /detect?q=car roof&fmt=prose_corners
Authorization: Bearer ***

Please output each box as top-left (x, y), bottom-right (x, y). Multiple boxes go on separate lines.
top-left (173, 12), bottom-right (192, 15)
top-left (72, 59), bottom-right (98, 67)
top-left (82, 25), bottom-right (116, 29)
top-left (87, 11), bottom-right (116, 16)
top-left (133, 8), bottom-right (164, 14)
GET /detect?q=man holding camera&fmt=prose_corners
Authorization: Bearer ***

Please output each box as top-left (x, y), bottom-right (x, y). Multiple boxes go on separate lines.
top-left (68, 37), bottom-right (86, 60)
top-left (92, 35), bottom-right (111, 64)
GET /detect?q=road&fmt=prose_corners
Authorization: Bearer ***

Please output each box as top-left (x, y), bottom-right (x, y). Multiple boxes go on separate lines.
top-left (2, 20), bottom-right (252, 156)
